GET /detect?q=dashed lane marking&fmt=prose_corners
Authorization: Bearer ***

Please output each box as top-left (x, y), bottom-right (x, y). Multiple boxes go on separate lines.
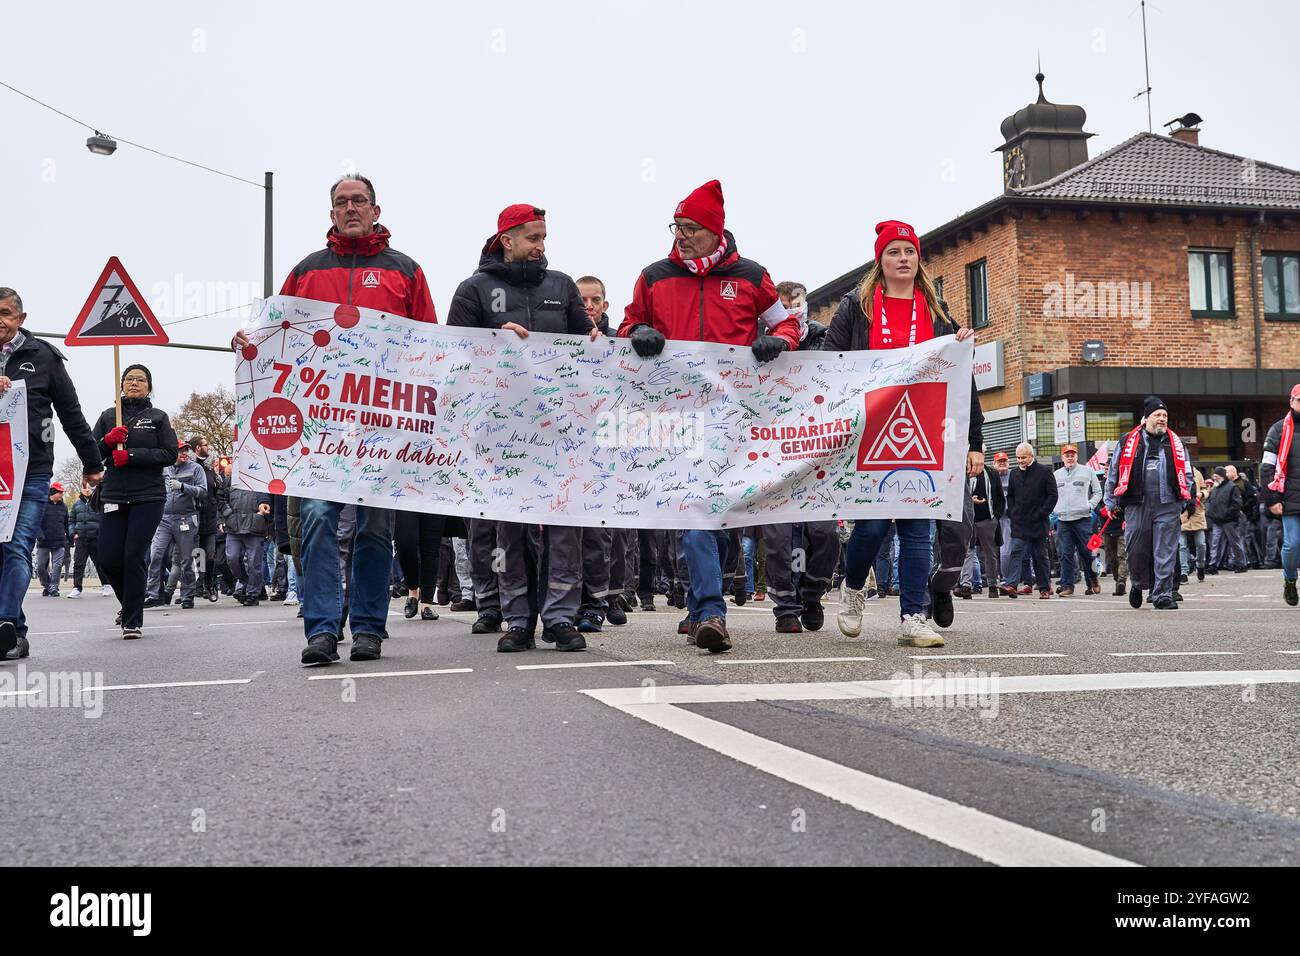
top-left (906, 653), bottom-right (1069, 660)
top-left (1107, 652), bottom-right (1241, 658)
top-left (306, 668), bottom-right (474, 681)
top-left (515, 660), bottom-right (675, 670)
top-left (716, 656), bottom-right (877, 666)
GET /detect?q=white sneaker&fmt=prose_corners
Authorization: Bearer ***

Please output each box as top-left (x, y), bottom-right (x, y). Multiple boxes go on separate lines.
top-left (66, 589), bottom-right (81, 599)
top-left (899, 613), bottom-right (945, 648)
top-left (101, 585), bottom-right (113, 595)
top-left (283, 591), bottom-right (299, 606)
top-left (837, 582), bottom-right (867, 637)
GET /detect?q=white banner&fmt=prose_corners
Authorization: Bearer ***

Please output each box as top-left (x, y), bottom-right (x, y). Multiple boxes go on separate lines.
top-left (234, 296), bottom-right (973, 529)
top-left (0, 381), bottom-right (30, 543)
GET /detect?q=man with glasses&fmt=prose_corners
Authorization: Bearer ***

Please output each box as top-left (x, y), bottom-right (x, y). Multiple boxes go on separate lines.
top-left (232, 175), bottom-right (437, 665)
top-left (619, 180), bottom-right (800, 653)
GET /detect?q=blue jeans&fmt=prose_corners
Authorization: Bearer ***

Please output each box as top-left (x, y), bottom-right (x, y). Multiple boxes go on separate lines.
top-left (846, 518), bottom-right (931, 618)
top-left (1282, 515), bottom-right (1300, 582)
top-left (682, 529), bottom-right (731, 622)
top-left (1057, 517), bottom-right (1098, 588)
top-left (0, 473), bottom-right (51, 639)
top-left (741, 535), bottom-right (756, 593)
top-left (299, 499), bottom-right (394, 641)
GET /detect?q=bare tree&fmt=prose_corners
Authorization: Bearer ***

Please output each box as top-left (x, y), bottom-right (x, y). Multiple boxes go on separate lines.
top-left (55, 455), bottom-right (88, 503)
top-left (171, 385), bottom-right (236, 457)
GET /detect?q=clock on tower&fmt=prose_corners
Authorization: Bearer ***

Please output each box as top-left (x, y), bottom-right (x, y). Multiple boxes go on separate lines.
top-left (995, 70), bottom-right (1093, 193)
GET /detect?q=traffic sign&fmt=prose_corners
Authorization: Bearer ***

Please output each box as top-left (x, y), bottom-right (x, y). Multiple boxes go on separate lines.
top-left (65, 257), bottom-right (168, 346)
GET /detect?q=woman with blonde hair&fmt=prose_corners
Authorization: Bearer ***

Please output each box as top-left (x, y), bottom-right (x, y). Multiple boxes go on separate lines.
top-left (822, 220), bottom-right (983, 647)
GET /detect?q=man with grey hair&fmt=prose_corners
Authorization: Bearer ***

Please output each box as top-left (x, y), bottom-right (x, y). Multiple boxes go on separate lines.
top-left (0, 288), bottom-right (104, 660)
top-left (232, 175), bottom-right (438, 666)
top-left (1000, 442), bottom-right (1057, 598)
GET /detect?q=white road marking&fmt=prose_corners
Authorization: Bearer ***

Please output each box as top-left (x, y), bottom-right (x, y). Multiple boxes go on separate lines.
top-left (716, 656), bottom-right (877, 666)
top-left (1277, 650), bottom-right (1300, 655)
top-left (104, 625), bottom-right (185, 631)
top-left (306, 668), bottom-right (473, 681)
top-left (1107, 651), bottom-right (1241, 658)
top-left (207, 619), bottom-right (293, 626)
top-left (907, 653), bottom-right (1069, 660)
top-left (74, 678), bottom-right (253, 693)
top-left (0, 688), bottom-right (40, 698)
top-left (584, 690), bottom-right (1137, 867)
top-left (28, 630), bottom-right (79, 636)
top-left (515, 660), bottom-right (675, 670)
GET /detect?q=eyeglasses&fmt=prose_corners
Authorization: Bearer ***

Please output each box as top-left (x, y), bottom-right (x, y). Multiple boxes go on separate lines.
top-left (333, 197), bottom-right (373, 210)
top-left (669, 222), bottom-right (705, 238)
top-left (122, 376), bottom-right (149, 384)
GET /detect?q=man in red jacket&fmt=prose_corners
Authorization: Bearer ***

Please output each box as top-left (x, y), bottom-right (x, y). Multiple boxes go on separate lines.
top-left (619, 179), bottom-right (800, 653)
top-left (232, 174), bottom-right (437, 666)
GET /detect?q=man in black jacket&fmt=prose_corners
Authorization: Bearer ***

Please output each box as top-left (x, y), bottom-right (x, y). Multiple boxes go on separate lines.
top-left (959, 459), bottom-right (1006, 598)
top-left (1206, 466), bottom-right (1245, 573)
top-left (35, 483), bottom-right (70, 597)
top-left (0, 289), bottom-right (104, 659)
top-left (447, 205), bottom-right (598, 653)
top-left (190, 435), bottom-right (221, 602)
top-left (68, 479), bottom-right (102, 597)
top-left (1001, 443), bottom-right (1058, 598)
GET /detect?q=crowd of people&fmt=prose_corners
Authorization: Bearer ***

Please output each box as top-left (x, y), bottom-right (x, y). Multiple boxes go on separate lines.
top-left (2, 173), bottom-right (1297, 665)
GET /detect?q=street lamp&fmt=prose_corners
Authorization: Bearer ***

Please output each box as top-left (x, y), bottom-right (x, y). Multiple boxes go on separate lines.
top-left (85, 132), bottom-right (117, 156)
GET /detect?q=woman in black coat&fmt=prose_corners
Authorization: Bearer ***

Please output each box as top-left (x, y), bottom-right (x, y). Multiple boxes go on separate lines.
top-left (91, 364), bottom-right (177, 639)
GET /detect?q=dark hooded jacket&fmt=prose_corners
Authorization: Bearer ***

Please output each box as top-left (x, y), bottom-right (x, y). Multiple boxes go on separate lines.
top-left (445, 250), bottom-right (593, 335)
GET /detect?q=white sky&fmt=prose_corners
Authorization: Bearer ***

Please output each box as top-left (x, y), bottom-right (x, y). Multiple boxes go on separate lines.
top-left (4, 0), bottom-right (1298, 468)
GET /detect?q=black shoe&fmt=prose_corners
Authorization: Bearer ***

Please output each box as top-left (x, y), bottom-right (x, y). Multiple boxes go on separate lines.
top-left (1129, 586), bottom-right (1143, 609)
top-left (242, 597), bottom-right (260, 608)
top-left (930, 583), bottom-right (955, 629)
top-left (269, 591), bottom-right (287, 603)
top-left (677, 616), bottom-right (692, 635)
top-left (296, 606), bottom-right (303, 618)
top-left (800, 602), bottom-right (825, 631)
top-left (1113, 581), bottom-right (1126, 597)
top-left (1234, 567), bottom-right (1248, 574)
top-left (472, 610), bottom-right (503, 634)
top-left (350, 634), bottom-right (382, 661)
top-left (301, 634), bottom-right (340, 665)
top-left (390, 585), bottom-right (406, 599)
top-left (606, 602), bottom-right (627, 626)
top-left (1205, 568), bottom-right (1219, 576)
top-left (449, 598), bottom-right (476, 612)
top-left (403, 597), bottom-right (418, 619)
top-left (639, 598), bottom-right (655, 612)
top-left (2, 634), bottom-right (27, 659)
top-left (1171, 590), bottom-right (1184, 603)
top-left (420, 605), bottom-right (438, 621)
top-left (181, 598), bottom-right (194, 609)
top-left (207, 587), bottom-right (218, 602)
top-left (142, 597), bottom-right (163, 609)
top-left (776, 615), bottom-right (803, 634)
top-left (732, 588), bottom-right (748, 606)
top-left (1179, 574), bottom-right (1188, 584)
top-left (497, 628), bottom-right (534, 652)
top-left (546, 625), bottom-right (587, 652)
top-left (115, 611), bottom-right (122, 626)
top-left (1197, 568), bottom-right (1204, 582)
top-left (1153, 596), bottom-right (1179, 610)
top-left (0, 620), bottom-right (15, 657)
top-left (577, 613), bottom-right (603, 633)
top-left (1285, 579), bottom-right (1298, 607)
top-left (435, 590), bottom-right (451, 606)
top-left (162, 590), bottom-right (175, 606)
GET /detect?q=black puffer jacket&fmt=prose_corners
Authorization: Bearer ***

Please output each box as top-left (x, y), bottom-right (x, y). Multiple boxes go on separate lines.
top-left (445, 250), bottom-right (593, 334)
top-left (1261, 411), bottom-right (1300, 515)
top-left (1006, 461), bottom-right (1058, 540)
top-left (37, 497), bottom-right (68, 549)
top-left (820, 292), bottom-right (984, 452)
top-left (3, 333), bottom-right (101, 477)
top-left (92, 398), bottom-right (179, 504)
top-left (1205, 479), bottom-right (1242, 525)
top-left (70, 498), bottom-right (101, 539)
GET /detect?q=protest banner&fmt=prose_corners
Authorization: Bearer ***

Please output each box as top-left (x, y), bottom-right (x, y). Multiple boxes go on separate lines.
top-left (0, 381), bottom-right (30, 543)
top-left (233, 296), bottom-right (973, 529)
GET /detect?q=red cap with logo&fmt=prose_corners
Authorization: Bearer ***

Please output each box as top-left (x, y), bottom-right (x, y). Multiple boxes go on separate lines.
top-left (993, 451), bottom-right (1008, 461)
top-left (674, 180), bottom-right (725, 237)
top-left (874, 220), bottom-right (921, 262)
top-left (50, 482), bottom-right (64, 492)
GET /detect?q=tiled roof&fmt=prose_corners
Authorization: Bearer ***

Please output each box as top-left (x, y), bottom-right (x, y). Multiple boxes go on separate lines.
top-left (1012, 132), bottom-right (1300, 209)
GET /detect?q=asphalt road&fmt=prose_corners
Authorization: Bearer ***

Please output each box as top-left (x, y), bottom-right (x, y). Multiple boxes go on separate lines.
top-left (4, 570), bottom-right (1299, 866)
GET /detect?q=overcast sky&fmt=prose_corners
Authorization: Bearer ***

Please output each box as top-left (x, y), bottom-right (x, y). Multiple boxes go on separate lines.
top-left (5, 0), bottom-right (1299, 469)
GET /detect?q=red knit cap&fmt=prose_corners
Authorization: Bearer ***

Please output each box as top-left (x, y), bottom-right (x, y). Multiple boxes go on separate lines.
top-left (674, 180), bottom-right (725, 237)
top-left (487, 203), bottom-right (545, 252)
top-left (1291, 383), bottom-right (1300, 400)
top-left (874, 220), bottom-right (921, 262)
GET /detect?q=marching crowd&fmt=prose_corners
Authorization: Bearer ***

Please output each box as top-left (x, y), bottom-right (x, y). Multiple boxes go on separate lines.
top-left (2, 173), bottom-right (1298, 665)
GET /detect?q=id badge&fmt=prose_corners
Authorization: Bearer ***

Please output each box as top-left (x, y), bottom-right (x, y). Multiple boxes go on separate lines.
top-left (180, 522), bottom-right (191, 532)
top-left (103, 503), bottom-right (119, 514)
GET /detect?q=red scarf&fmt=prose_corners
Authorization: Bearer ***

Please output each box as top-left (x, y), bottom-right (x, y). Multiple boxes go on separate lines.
top-left (868, 285), bottom-right (932, 350)
top-left (1270, 413), bottom-right (1295, 494)
top-left (1113, 424), bottom-right (1191, 500)
top-left (670, 234), bottom-right (729, 276)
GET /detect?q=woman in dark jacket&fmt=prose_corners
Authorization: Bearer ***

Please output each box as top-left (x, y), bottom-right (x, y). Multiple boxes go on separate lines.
top-left (91, 364), bottom-right (177, 639)
top-left (823, 220), bottom-right (980, 648)
top-left (394, 511), bottom-right (444, 621)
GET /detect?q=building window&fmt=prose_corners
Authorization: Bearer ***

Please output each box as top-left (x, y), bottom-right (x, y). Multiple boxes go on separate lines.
top-left (1188, 249), bottom-right (1234, 318)
top-left (1085, 409), bottom-right (1136, 446)
top-left (1195, 410), bottom-right (1234, 461)
top-left (967, 260), bottom-right (989, 329)
top-left (933, 276), bottom-right (945, 303)
top-left (1263, 252), bottom-right (1300, 319)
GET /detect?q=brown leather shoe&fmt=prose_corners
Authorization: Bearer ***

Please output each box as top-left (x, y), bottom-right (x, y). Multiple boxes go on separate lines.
top-left (999, 585), bottom-right (1020, 599)
top-left (1088, 582), bottom-right (1102, 594)
top-left (1039, 590), bottom-right (1052, 599)
top-left (1018, 585), bottom-right (1033, 595)
top-left (693, 617), bottom-right (732, 654)
top-left (1058, 586), bottom-right (1075, 597)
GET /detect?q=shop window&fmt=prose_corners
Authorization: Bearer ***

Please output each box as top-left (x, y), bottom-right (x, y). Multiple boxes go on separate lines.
top-left (1195, 410), bottom-right (1233, 460)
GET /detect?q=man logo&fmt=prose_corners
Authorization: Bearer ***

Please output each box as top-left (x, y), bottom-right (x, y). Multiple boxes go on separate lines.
top-left (361, 270), bottom-right (380, 289)
top-left (18, 363), bottom-right (35, 373)
top-left (857, 383), bottom-right (946, 470)
top-left (720, 280), bottom-right (738, 300)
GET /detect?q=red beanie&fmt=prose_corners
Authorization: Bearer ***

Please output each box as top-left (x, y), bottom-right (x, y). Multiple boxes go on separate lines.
top-left (486, 203), bottom-right (545, 252)
top-left (874, 220), bottom-right (921, 262)
top-left (674, 180), bottom-right (725, 237)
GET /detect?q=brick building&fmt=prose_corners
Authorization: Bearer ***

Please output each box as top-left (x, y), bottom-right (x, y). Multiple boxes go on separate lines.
top-left (808, 73), bottom-right (1300, 474)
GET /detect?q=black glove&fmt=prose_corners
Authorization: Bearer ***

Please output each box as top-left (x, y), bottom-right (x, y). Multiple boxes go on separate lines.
top-left (1107, 506), bottom-right (1123, 523)
top-left (630, 325), bottom-right (665, 358)
top-left (751, 335), bottom-right (788, 364)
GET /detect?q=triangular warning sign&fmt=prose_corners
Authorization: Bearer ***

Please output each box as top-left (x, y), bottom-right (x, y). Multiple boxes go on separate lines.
top-left (862, 391), bottom-right (939, 468)
top-left (65, 257), bottom-right (169, 346)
